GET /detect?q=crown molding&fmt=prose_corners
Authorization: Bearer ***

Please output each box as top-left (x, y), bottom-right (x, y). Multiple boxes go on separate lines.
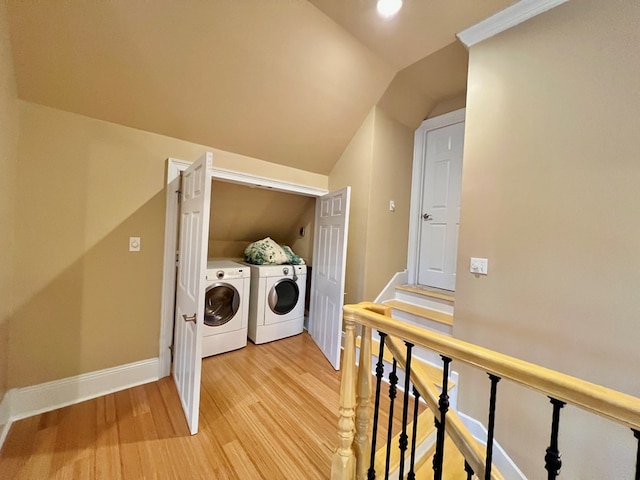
top-left (457, 0), bottom-right (569, 48)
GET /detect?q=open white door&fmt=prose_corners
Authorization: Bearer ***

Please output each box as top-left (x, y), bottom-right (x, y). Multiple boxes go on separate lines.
top-left (173, 152), bottom-right (213, 435)
top-left (309, 187), bottom-right (351, 370)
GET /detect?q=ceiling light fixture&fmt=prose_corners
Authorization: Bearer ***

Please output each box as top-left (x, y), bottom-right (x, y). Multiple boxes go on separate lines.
top-left (376, 0), bottom-right (403, 18)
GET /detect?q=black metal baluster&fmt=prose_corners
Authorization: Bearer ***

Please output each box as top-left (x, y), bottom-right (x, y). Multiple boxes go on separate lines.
top-left (545, 397), bottom-right (566, 480)
top-left (484, 374), bottom-right (501, 479)
top-left (367, 331), bottom-right (387, 480)
top-left (433, 355), bottom-right (452, 480)
top-left (397, 342), bottom-right (414, 479)
top-left (464, 460), bottom-right (474, 480)
top-left (633, 429), bottom-right (640, 480)
top-left (384, 358), bottom-right (399, 480)
top-left (407, 386), bottom-right (421, 480)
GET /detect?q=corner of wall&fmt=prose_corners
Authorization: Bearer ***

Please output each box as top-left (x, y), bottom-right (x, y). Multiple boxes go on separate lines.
top-left (0, 0), bottom-right (19, 409)
top-left (426, 94), bottom-right (466, 120)
top-left (363, 107), bottom-right (414, 300)
top-left (328, 107), bottom-right (376, 304)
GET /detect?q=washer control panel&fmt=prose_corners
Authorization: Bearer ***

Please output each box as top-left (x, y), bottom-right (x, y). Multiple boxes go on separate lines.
top-left (205, 265), bottom-right (249, 281)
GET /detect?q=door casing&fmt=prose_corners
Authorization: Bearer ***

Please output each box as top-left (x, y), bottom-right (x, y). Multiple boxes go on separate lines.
top-left (406, 108), bottom-right (466, 287)
top-left (159, 158), bottom-right (329, 378)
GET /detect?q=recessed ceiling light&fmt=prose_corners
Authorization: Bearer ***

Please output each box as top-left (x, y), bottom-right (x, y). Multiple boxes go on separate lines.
top-left (376, 0), bottom-right (403, 18)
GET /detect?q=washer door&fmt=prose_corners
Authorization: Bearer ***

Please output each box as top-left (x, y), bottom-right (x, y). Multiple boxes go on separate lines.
top-left (204, 283), bottom-right (240, 327)
top-left (267, 278), bottom-right (300, 315)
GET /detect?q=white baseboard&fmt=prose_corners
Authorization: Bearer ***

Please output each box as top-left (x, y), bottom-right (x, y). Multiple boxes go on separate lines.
top-left (458, 411), bottom-right (527, 480)
top-left (4, 357), bottom-right (160, 426)
top-left (0, 390), bottom-right (12, 451)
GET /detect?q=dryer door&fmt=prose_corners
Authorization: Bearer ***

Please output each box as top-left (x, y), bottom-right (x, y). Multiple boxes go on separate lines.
top-left (204, 283), bottom-right (240, 327)
top-left (267, 278), bottom-right (300, 316)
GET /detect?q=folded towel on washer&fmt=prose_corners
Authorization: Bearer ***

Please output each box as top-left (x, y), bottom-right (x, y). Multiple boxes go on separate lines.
top-left (244, 237), bottom-right (305, 265)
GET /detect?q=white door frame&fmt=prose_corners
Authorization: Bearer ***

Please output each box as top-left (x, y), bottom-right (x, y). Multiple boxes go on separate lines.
top-left (406, 108), bottom-right (466, 287)
top-left (158, 156), bottom-right (328, 378)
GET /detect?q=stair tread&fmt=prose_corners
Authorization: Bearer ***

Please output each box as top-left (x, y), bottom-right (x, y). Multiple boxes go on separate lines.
top-left (384, 299), bottom-right (454, 327)
top-left (374, 409), bottom-right (435, 476)
top-left (414, 436), bottom-right (470, 480)
top-left (396, 284), bottom-right (455, 303)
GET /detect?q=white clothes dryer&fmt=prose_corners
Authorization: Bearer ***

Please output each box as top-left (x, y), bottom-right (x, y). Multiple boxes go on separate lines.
top-left (246, 264), bottom-right (307, 344)
top-left (201, 260), bottom-right (250, 357)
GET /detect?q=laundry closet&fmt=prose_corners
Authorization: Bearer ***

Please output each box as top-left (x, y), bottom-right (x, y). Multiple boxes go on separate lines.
top-left (166, 153), bottom-right (350, 434)
top-left (208, 180), bottom-right (316, 321)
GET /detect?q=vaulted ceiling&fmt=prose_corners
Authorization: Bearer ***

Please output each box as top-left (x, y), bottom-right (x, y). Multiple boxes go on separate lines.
top-left (6, 0), bottom-right (513, 175)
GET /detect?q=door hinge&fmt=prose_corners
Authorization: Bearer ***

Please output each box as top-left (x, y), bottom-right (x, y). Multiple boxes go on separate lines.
top-left (176, 189), bottom-right (183, 203)
top-left (175, 250), bottom-right (180, 266)
top-left (169, 343), bottom-right (174, 361)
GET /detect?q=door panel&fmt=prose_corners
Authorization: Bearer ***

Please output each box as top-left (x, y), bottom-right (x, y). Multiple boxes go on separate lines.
top-left (173, 152), bottom-right (213, 435)
top-left (418, 122), bottom-right (464, 291)
top-left (309, 187), bottom-right (351, 370)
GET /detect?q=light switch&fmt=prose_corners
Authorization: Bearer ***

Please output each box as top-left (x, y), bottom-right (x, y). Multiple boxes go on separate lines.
top-left (470, 257), bottom-right (488, 275)
top-left (389, 200), bottom-right (396, 212)
top-left (129, 237), bottom-right (141, 252)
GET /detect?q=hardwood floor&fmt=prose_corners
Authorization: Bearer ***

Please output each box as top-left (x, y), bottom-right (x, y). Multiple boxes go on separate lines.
top-left (0, 332), bottom-right (447, 479)
top-left (0, 333), bottom-right (342, 479)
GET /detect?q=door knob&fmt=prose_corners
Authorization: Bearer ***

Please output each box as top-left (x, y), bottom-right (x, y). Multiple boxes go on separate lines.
top-left (423, 213), bottom-right (433, 221)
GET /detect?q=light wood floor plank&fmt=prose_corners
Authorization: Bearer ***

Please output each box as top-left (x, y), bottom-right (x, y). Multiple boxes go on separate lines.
top-left (0, 333), bottom-right (342, 479)
top-left (0, 332), bottom-right (453, 479)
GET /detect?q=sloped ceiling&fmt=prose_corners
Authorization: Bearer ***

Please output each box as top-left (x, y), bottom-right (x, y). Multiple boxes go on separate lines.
top-left (306, 0), bottom-right (514, 70)
top-left (6, 0), bottom-right (513, 175)
top-left (209, 181), bottom-right (314, 245)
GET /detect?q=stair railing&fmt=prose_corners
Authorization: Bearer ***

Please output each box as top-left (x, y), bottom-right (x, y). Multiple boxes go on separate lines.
top-left (330, 302), bottom-right (640, 480)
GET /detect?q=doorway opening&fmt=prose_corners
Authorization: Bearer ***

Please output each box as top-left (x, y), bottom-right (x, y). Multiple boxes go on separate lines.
top-left (407, 108), bottom-right (465, 292)
top-left (160, 157), bottom-right (327, 378)
top-left (160, 154), bottom-right (350, 433)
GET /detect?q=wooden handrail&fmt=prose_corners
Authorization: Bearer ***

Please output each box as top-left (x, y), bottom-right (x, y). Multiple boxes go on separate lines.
top-left (347, 302), bottom-right (640, 431)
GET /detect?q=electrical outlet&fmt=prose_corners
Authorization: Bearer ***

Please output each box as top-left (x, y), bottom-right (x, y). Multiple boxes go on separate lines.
top-left (470, 257), bottom-right (488, 275)
top-left (129, 237), bottom-right (141, 252)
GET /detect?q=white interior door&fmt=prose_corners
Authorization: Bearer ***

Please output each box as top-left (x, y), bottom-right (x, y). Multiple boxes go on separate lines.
top-left (418, 122), bottom-right (464, 291)
top-left (309, 187), bottom-right (351, 370)
top-left (173, 152), bottom-right (213, 435)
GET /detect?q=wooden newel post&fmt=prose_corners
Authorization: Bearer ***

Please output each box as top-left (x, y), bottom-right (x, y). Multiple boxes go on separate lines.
top-left (331, 311), bottom-right (358, 480)
top-left (354, 325), bottom-right (372, 480)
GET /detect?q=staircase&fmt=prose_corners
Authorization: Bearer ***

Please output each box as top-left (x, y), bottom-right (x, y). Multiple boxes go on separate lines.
top-left (334, 301), bottom-right (640, 480)
top-left (382, 284), bottom-right (455, 367)
top-left (354, 285), bottom-right (464, 479)
top-left (370, 407), bottom-right (472, 480)
top-left (354, 283), bottom-right (497, 479)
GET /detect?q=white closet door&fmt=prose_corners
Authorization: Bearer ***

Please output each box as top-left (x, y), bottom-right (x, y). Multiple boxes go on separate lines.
top-left (309, 187), bottom-right (351, 370)
top-left (173, 152), bottom-right (213, 435)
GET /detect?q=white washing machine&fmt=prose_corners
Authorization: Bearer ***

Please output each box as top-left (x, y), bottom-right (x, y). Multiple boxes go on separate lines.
top-left (201, 260), bottom-right (250, 357)
top-left (246, 264), bottom-right (307, 344)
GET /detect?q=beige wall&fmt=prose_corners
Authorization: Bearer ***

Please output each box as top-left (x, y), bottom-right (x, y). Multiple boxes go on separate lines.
top-left (208, 181), bottom-right (315, 262)
top-left (426, 94), bottom-right (466, 119)
top-left (9, 101), bottom-right (327, 388)
top-left (364, 109), bottom-right (414, 299)
top-left (378, 41), bottom-right (469, 129)
top-left (0, 1), bottom-right (18, 405)
top-left (329, 107), bottom-right (414, 304)
top-left (455, 1), bottom-right (640, 477)
top-left (7, 0), bottom-right (395, 176)
top-left (329, 109), bottom-right (375, 304)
